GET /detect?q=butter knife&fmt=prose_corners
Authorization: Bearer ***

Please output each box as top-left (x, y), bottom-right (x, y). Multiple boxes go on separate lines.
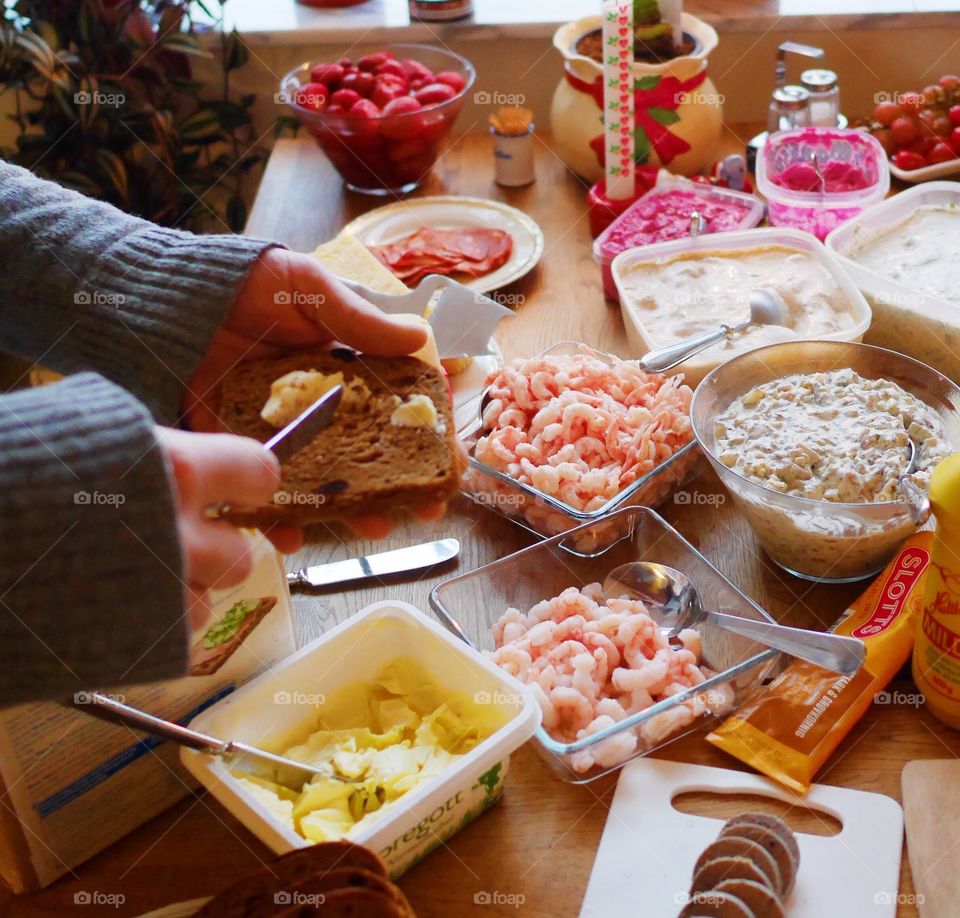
top-left (287, 538), bottom-right (460, 587)
top-left (264, 384), bottom-right (342, 464)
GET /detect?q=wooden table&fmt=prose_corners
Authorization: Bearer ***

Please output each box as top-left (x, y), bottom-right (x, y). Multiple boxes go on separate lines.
top-left (11, 130), bottom-right (960, 917)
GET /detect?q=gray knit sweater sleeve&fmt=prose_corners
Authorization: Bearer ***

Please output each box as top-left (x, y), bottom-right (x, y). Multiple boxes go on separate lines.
top-left (0, 162), bottom-right (277, 704)
top-left (0, 160), bottom-right (273, 425)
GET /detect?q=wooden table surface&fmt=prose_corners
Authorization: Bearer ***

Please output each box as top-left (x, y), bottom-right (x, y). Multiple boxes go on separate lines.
top-left (11, 129), bottom-right (960, 918)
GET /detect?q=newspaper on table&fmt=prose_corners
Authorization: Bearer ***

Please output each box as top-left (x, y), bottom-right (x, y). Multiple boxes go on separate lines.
top-left (0, 532), bottom-right (296, 893)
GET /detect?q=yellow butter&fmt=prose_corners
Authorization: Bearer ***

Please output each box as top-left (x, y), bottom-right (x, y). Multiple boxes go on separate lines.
top-left (313, 233), bottom-right (408, 295)
top-left (390, 394), bottom-right (439, 429)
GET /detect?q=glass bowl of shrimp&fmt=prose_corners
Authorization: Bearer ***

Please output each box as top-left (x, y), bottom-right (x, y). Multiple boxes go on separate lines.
top-left (430, 506), bottom-right (782, 783)
top-left (458, 342), bottom-right (702, 557)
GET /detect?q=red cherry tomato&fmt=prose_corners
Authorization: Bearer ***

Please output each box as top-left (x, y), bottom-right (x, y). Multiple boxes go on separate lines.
top-left (893, 149), bottom-right (927, 171)
top-left (874, 101), bottom-right (902, 126)
top-left (434, 71), bottom-right (467, 93)
top-left (950, 126), bottom-right (960, 155)
top-left (890, 116), bottom-right (919, 145)
top-left (401, 59), bottom-right (435, 83)
top-left (357, 51), bottom-right (395, 72)
top-left (293, 82), bottom-right (327, 112)
top-left (929, 142), bottom-right (957, 164)
top-left (871, 128), bottom-right (895, 155)
top-left (923, 84), bottom-right (946, 106)
top-left (414, 82), bottom-right (458, 106)
top-left (330, 88), bottom-right (361, 110)
top-left (337, 57), bottom-right (352, 69)
top-left (371, 77), bottom-right (407, 110)
top-left (939, 74), bottom-right (960, 93)
top-left (381, 96), bottom-right (424, 141)
top-left (950, 104), bottom-right (960, 127)
top-left (932, 115), bottom-right (953, 136)
top-left (376, 60), bottom-right (408, 82)
top-left (341, 71), bottom-right (376, 97)
top-left (310, 63), bottom-right (345, 87)
top-left (349, 98), bottom-right (380, 118)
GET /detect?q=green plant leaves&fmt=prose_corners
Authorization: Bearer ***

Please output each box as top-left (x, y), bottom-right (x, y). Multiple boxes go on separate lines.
top-left (222, 29), bottom-right (248, 71)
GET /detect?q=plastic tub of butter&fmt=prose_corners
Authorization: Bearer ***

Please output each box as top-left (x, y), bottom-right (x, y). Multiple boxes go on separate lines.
top-left (612, 226), bottom-right (872, 386)
top-left (180, 601), bottom-right (540, 877)
top-left (825, 181), bottom-right (960, 383)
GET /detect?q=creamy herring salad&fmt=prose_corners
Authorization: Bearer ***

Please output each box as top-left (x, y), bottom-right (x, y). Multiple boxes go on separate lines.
top-left (715, 368), bottom-right (951, 503)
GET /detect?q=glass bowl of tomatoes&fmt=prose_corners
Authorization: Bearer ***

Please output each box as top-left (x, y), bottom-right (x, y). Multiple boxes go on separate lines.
top-left (281, 44), bottom-right (475, 195)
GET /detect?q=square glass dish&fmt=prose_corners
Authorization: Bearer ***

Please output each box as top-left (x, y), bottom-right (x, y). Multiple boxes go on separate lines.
top-left (430, 506), bottom-right (780, 783)
top-left (458, 342), bottom-right (701, 556)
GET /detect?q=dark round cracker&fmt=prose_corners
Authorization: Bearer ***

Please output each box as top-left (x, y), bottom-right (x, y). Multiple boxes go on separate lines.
top-left (691, 856), bottom-right (769, 895)
top-left (679, 889), bottom-right (757, 917)
top-left (714, 879), bottom-right (785, 918)
top-left (694, 837), bottom-right (782, 896)
top-left (719, 824), bottom-right (798, 896)
top-left (721, 814), bottom-right (800, 866)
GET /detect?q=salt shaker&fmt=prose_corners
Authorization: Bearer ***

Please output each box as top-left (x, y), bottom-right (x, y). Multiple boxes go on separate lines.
top-left (489, 108), bottom-right (535, 187)
top-left (768, 85), bottom-right (811, 133)
top-left (801, 68), bottom-right (841, 128)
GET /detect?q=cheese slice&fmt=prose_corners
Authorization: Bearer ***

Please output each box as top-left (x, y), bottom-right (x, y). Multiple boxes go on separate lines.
top-left (313, 233), bottom-right (408, 295)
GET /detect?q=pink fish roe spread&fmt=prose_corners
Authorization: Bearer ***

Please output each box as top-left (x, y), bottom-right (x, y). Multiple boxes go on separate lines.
top-left (472, 349), bottom-right (693, 513)
top-left (487, 584), bottom-right (732, 773)
top-left (595, 187), bottom-right (758, 300)
top-left (772, 160), bottom-right (872, 193)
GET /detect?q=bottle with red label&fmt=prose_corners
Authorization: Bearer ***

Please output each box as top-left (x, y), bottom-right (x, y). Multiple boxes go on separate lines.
top-left (913, 452), bottom-right (960, 728)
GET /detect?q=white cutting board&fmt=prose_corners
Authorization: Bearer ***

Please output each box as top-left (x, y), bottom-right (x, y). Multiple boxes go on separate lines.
top-left (581, 759), bottom-right (903, 918)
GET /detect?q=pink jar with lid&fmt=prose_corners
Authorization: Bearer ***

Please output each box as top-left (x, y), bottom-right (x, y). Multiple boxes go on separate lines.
top-left (757, 127), bottom-right (889, 241)
top-left (593, 177), bottom-right (765, 301)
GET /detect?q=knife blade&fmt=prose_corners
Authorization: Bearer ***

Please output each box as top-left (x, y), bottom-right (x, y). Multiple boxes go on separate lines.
top-left (265, 385), bottom-right (342, 464)
top-left (287, 538), bottom-right (460, 588)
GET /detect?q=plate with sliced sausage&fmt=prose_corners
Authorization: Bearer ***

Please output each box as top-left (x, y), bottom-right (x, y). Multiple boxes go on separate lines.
top-left (340, 196), bottom-right (544, 293)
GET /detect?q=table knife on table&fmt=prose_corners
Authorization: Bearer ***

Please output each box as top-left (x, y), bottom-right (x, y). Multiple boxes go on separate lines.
top-left (287, 538), bottom-right (460, 588)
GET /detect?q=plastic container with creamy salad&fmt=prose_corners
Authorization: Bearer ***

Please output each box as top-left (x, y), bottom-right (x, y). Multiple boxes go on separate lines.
top-left (826, 182), bottom-right (960, 383)
top-left (612, 227), bottom-right (872, 386)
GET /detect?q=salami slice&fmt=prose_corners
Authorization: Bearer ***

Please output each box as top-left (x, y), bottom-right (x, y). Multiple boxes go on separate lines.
top-left (369, 227), bottom-right (513, 284)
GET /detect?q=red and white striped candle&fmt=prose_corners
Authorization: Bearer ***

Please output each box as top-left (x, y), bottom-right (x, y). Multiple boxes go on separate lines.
top-left (601, 0), bottom-right (635, 200)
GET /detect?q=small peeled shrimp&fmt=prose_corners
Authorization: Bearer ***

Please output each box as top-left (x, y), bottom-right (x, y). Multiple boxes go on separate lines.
top-left (550, 686), bottom-right (594, 738)
top-left (576, 715), bottom-right (639, 770)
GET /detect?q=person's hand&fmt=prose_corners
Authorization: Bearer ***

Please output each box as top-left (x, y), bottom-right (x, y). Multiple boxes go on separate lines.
top-left (155, 426), bottom-right (300, 629)
top-left (183, 248), bottom-right (451, 538)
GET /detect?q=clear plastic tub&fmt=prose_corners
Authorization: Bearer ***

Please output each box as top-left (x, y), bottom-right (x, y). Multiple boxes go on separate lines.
top-left (611, 227), bottom-right (872, 387)
top-left (826, 181), bottom-right (960, 382)
top-left (459, 342), bottom-right (700, 555)
top-left (757, 127), bottom-right (889, 240)
top-left (180, 601), bottom-right (540, 877)
top-left (593, 174), bottom-right (765, 302)
top-left (429, 506), bottom-right (781, 783)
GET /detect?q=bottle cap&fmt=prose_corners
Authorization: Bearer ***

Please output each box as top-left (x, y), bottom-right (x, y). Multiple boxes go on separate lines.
top-left (772, 85), bottom-right (811, 111)
top-left (801, 69), bottom-right (839, 92)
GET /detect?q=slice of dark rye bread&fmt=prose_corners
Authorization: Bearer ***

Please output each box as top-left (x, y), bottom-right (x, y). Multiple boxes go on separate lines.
top-left (218, 350), bottom-right (462, 525)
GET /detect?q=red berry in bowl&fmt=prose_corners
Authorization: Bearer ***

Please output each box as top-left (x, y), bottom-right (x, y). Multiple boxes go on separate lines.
top-left (310, 63), bottom-right (345, 87)
top-left (872, 127), bottom-right (895, 155)
top-left (950, 126), bottom-right (960, 154)
top-left (371, 76), bottom-right (408, 109)
top-left (376, 60), bottom-right (408, 81)
top-left (434, 71), bottom-right (467, 93)
top-left (325, 104), bottom-right (345, 117)
top-left (357, 51), bottom-right (394, 72)
top-left (330, 88), bottom-right (361, 110)
top-left (294, 82), bottom-right (328, 112)
top-left (929, 142), bottom-right (957, 164)
top-left (900, 92), bottom-right (924, 114)
top-left (400, 59), bottom-right (434, 83)
top-left (341, 71), bottom-right (375, 97)
top-left (381, 95), bottom-right (424, 140)
top-left (940, 74), bottom-right (960, 93)
top-left (950, 104), bottom-right (960, 127)
top-left (415, 82), bottom-right (458, 106)
top-left (893, 149), bottom-right (927, 171)
top-left (337, 57), bottom-right (352, 69)
top-left (349, 98), bottom-right (381, 118)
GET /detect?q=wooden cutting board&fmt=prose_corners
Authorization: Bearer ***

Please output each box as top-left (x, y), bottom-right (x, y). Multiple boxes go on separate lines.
top-left (581, 758), bottom-right (904, 917)
top-left (902, 759), bottom-right (960, 918)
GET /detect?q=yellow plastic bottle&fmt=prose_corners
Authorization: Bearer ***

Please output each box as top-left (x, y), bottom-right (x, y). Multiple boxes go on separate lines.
top-left (913, 452), bottom-right (960, 728)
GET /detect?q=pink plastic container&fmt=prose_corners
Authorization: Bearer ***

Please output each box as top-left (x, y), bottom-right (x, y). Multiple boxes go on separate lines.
top-left (757, 127), bottom-right (889, 241)
top-left (593, 177), bottom-right (765, 301)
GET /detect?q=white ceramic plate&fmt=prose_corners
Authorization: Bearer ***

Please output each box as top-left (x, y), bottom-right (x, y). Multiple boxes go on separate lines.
top-left (451, 337), bottom-right (502, 432)
top-left (339, 196), bottom-right (545, 293)
top-left (889, 156), bottom-right (960, 183)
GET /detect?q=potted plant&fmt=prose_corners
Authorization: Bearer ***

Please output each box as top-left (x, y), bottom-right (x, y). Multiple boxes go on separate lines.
top-left (0, 0), bottom-right (276, 231)
top-left (550, 0), bottom-right (723, 181)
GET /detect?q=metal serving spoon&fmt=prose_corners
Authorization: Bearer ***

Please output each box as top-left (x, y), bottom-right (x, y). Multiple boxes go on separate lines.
top-left (636, 289), bottom-right (788, 374)
top-left (602, 562), bottom-right (865, 676)
top-left (70, 691), bottom-right (346, 790)
top-left (899, 438), bottom-right (933, 525)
